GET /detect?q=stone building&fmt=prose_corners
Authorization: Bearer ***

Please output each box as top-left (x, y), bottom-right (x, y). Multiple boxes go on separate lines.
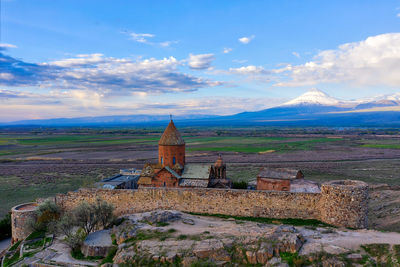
top-left (137, 119), bottom-right (232, 188)
top-left (257, 168), bottom-right (304, 191)
top-left (95, 168), bottom-right (141, 189)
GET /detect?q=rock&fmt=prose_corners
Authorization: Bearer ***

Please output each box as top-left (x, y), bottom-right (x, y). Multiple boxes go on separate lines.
top-left (322, 258), bottom-right (345, 267)
top-left (347, 253), bottom-right (363, 263)
top-left (81, 229), bottom-right (114, 257)
top-left (142, 210), bottom-right (182, 224)
top-left (193, 239), bottom-right (230, 261)
top-left (182, 218), bottom-right (195, 225)
top-left (266, 257), bottom-right (282, 266)
top-left (245, 250), bottom-right (257, 264)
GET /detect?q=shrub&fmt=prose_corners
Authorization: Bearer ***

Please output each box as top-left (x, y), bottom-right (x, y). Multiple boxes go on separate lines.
top-left (26, 201), bottom-right (61, 233)
top-left (0, 213), bottom-right (11, 240)
top-left (232, 181), bottom-right (248, 189)
top-left (72, 198), bottom-right (115, 235)
top-left (64, 227), bottom-right (87, 252)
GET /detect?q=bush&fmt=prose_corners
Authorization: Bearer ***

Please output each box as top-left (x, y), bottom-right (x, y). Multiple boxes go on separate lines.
top-left (0, 213), bottom-right (11, 240)
top-left (72, 198), bottom-right (114, 235)
top-left (26, 201), bottom-right (61, 233)
top-left (232, 181), bottom-right (248, 189)
top-left (64, 227), bottom-right (87, 252)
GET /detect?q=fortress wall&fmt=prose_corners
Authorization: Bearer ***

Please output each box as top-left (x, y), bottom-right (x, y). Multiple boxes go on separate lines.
top-left (320, 180), bottom-right (369, 228)
top-left (53, 187), bottom-right (323, 229)
top-left (55, 187), bottom-right (322, 221)
top-left (12, 180), bottom-right (369, 242)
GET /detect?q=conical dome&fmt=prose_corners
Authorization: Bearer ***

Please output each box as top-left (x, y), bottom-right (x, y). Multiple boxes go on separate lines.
top-left (159, 120), bottom-right (185, 146)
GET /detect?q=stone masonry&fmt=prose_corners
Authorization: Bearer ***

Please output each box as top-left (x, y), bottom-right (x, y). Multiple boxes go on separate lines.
top-left (52, 180), bottom-right (368, 229)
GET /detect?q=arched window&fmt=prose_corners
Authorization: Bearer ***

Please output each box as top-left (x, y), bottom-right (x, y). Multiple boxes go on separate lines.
top-left (173, 156), bottom-right (176, 164)
top-left (161, 157), bottom-right (163, 164)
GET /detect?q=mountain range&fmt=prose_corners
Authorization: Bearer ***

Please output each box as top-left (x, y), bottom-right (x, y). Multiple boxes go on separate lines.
top-left (3, 89), bottom-right (400, 127)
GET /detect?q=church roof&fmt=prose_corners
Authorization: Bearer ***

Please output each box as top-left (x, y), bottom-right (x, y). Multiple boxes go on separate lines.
top-left (158, 120), bottom-right (185, 146)
top-left (181, 164), bottom-right (210, 179)
top-left (258, 168), bottom-right (304, 180)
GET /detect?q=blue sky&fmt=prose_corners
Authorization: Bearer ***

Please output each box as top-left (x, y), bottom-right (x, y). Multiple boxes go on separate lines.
top-left (1, 0), bottom-right (400, 121)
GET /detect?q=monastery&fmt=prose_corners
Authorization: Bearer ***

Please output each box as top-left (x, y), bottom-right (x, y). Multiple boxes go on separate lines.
top-left (137, 119), bottom-right (232, 189)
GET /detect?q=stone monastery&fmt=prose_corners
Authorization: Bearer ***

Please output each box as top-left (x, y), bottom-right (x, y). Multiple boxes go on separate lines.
top-left (10, 119), bottom-right (370, 245)
top-left (137, 119), bottom-right (232, 189)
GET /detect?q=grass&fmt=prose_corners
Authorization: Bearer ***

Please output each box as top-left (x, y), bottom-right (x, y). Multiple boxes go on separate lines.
top-left (3, 250), bottom-right (21, 267)
top-left (71, 250), bottom-right (104, 261)
top-left (187, 137), bottom-right (342, 153)
top-left (280, 252), bottom-right (308, 267)
top-left (188, 212), bottom-right (333, 227)
top-left (101, 246), bottom-right (118, 264)
top-left (361, 243), bottom-right (390, 258)
top-left (155, 221), bottom-right (170, 227)
top-left (361, 144), bottom-right (400, 149)
top-left (9, 240), bottom-right (21, 251)
top-left (394, 244), bottom-right (400, 262)
top-left (25, 230), bottom-right (46, 241)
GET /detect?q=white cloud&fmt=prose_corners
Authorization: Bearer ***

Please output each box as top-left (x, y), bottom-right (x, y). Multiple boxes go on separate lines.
top-left (125, 31), bottom-right (178, 47)
top-left (274, 33), bottom-right (400, 87)
top-left (238, 35), bottom-right (255, 44)
top-left (397, 13), bottom-right (400, 17)
top-left (223, 48), bottom-right (232, 54)
top-left (129, 32), bottom-right (155, 43)
top-left (228, 65), bottom-right (269, 75)
top-left (188, 53), bottom-right (215, 70)
top-left (0, 43), bottom-right (17, 49)
top-left (1, 52), bottom-right (221, 96)
top-left (292, 52), bottom-right (300, 58)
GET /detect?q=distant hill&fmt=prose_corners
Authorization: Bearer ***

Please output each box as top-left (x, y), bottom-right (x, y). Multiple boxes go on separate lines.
top-left (3, 89), bottom-right (400, 127)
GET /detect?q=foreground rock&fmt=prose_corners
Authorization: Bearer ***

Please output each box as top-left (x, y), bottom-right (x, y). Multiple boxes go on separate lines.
top-left (6, 210), bottom-right (400, 266)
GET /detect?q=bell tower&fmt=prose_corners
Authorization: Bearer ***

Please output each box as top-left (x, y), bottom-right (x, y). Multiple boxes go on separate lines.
top-left (213, 155), bottom-right (226, 179)
top-left (158, 119), bottom-right (185, 168)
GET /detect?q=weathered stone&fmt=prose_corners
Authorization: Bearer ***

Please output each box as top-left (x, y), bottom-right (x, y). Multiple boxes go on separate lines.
top-left (246, 250), bottom-right (257, 264)
top-left (81, 229), bottom-right (114, 257)
top-left (347, 253), bottom-right (363, 262)
top-left (182, 218), bottom-right (195, 225)
top-left (142, 210), bottom-right (182, 224)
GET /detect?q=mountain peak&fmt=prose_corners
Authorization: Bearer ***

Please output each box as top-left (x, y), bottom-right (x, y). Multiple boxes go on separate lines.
top-left (282, 88), bottom-right (341, 107)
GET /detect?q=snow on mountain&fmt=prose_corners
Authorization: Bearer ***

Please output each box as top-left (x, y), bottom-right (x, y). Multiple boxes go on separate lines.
top-left (282, 88), bottom-right (344, 107)
top-left (281, 88), bottom-right (400, 109)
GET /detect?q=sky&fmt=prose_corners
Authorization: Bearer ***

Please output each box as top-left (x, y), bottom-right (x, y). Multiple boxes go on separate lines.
top-left (1, 0), bottom-right (400, 122)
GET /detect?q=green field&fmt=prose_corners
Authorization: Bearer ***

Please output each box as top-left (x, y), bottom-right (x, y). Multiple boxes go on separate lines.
top-left (187, 137), bottom-right (342, 153)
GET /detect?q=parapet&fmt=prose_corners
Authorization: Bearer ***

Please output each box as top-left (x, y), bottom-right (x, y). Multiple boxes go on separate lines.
top-left (320, 180), bottom-right (369, 229)
top-left (11, 202), bottom-right (38, 243)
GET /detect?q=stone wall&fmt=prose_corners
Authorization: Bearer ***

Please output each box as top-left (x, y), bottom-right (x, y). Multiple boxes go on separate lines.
top-left (55, 188), bottom-right (321, 220)
top-left (12, 180), bottom-right (368, 242)
top-left (53, 180), bottom-right (368, 229)
top-left (320, 180), bottom-right (369, 228)
top-left (11, 203), bottom-right (38, 243)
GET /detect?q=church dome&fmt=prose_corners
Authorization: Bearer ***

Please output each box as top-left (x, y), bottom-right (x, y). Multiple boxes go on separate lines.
top-left (159, 120), bottom-right (185, 146)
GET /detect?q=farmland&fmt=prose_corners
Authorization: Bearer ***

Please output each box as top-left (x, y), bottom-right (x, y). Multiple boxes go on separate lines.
top-left (1, 127), bottom-right (400, 231)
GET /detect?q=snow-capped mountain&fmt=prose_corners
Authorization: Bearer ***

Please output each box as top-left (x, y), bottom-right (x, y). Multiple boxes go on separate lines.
top-left (356, 93), bottom-right (400, 109)
top-left (281, 88), bottom-right (400, 110)
top-left (282, 88), bottom-right (343, 107)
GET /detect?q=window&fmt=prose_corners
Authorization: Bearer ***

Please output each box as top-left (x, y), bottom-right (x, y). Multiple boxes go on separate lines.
top-left (173, 156), bottom-right (176, 164)
top-left (163, 182), bottom-right (166, 187)
top-left (161, 157), bottom-right (163, 164)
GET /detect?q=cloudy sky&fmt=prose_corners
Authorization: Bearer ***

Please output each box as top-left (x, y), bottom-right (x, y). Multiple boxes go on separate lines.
top-left (1, 0), bottom-right (400, 122)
